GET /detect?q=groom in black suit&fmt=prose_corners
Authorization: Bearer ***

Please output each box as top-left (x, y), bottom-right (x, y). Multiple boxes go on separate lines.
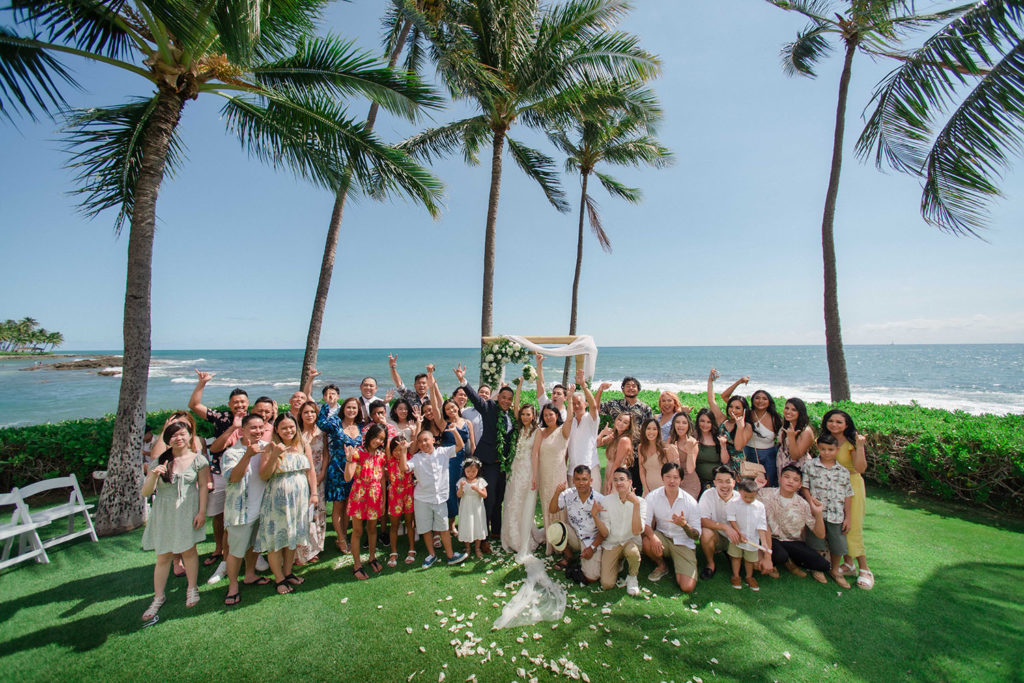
top-left (455, 364), bottom-right (515, 553)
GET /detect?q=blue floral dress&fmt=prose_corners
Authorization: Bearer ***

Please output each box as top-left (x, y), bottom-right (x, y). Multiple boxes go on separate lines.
top-left (254, 450), bottom-right (310, 552)
top-left (442, 422), bottom-right (471, 519)
top-left (318, 403), bottom-right (362, 502)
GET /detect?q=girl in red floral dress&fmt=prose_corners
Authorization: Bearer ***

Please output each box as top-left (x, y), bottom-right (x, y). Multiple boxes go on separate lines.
top-left (345, 423), bottom-right (387, 580)
top-left (386, 435), bottom-right (417, 566)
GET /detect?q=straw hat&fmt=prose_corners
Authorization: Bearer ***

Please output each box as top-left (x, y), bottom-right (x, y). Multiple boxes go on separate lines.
top-left (546, 522), bottom-right (568, 552)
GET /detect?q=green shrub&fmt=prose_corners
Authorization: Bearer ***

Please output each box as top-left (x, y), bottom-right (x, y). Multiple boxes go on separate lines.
top-left (1, 392), bottom-right (1021, 514)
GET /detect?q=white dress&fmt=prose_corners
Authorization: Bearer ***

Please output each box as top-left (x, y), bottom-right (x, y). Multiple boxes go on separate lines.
top-left (457, 477), bottom-right (488, 543)
top-left (501, 430), bottom-right (538, 553)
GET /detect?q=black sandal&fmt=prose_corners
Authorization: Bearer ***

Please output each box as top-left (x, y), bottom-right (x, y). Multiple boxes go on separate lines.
top-left (223, 592), bottom-right (241, 606)
top-left (203, 552), bottom-right (223, 567)
top-left (274, 579), bottom-right (293, 595)
top-left (369, 559), bottom-right (383, 574)
top-left (353, 566), bottom-right (369, 580)
top-left (243, 576), bottom-right (271, 586)
top-left (284, 573), bottom-right (305, 586)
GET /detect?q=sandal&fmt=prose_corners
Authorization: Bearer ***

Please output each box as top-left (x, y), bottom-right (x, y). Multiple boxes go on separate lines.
top-left (185, 586), bottom-right (200, 608)
top-left (353, 566), bottom-right (369, 581)
top-left (142, 595), bottom-right (166, 621)
top-left (830, 572), bottom-right (851, 589)
top-left (243, 576), bottom-right (271, 586)
top-left (223, 592), bottom-right (241, 606)
top-left (553, 559), bottom-right (570, 570)
top-left (857, 569), bottom-right (875, 590)
top-left (275, 579), bottom-right (293, 594)
top-left (369, 559), bottom-right (383, 574)
top-left (284, 573), bottom-right (304, 586)
top-left (837, 561), bottom-right (857, 577)
top-left (405, 550), bottom-right (417, 565)
top-left (203, 553), bottom-right (224, 567)
top-left (387, 553), bottom-right (399, 568)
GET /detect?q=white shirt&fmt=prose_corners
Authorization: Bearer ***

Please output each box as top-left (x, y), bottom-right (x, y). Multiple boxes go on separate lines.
top-left (726, 497), bottom-right (768, 547)
top-left (537, 391), bottom-right (568, 421)
top-left (407, 445), bottom-right (458, 504)
top-left (557, 487), bottom-right (603, 546)
top-left (599, 494), bottom-right (647, 549)
top-left (221, 440), bottom-right (268, 525)
top-left (567, 412), bottom-right (599, 474)
top-left (644, 486), bottom-right (701, 549)
top-left (698, 487), bottom-right (741, 525)
top-left (462, 406), bottom-right (484, 450)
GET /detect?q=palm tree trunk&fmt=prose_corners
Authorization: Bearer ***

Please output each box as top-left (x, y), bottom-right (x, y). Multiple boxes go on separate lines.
top-left (820, 39), bottom-right (856, 403)
top-left (563, 171), bottom-right (589, 386)
top-left (95, 88), bottom-right (187, 536)
top-left (300, 18), bottom-right (414, 388)
top-left (480, 127), bottom-right (507, 347)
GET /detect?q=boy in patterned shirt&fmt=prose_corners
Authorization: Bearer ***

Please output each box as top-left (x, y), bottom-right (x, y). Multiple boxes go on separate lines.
top-left (801, 433), bottom-right (854, 588)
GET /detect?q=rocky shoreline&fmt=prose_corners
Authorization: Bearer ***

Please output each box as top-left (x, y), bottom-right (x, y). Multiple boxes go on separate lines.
top-left (19, 355), bottom-right (123, 374)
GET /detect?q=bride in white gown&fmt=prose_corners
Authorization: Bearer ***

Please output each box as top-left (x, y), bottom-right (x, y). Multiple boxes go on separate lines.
top-left (501, 379), bottom-right (540, 554)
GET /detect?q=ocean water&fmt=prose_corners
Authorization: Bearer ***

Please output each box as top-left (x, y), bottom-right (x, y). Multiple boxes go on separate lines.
top-left (1, 344), bottom-right (1021, 428)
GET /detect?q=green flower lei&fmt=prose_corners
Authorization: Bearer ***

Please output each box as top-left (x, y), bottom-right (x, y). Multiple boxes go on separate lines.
top-left (495, 408), bottom-right (519, 474)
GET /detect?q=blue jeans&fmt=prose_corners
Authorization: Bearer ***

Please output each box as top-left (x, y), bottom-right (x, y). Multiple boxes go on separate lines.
top-left (744, 445), bottom-right (779, 487)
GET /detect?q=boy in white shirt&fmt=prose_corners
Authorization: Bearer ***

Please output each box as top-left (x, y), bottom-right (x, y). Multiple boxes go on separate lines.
top-left (402, 429), bottom-right (469, 568)
top-left (698, 465), bottom-right (742, 580)
top-left (726, 479), bottom-right (771, 591)
top-left (591, 467), bottom-right (646, 595)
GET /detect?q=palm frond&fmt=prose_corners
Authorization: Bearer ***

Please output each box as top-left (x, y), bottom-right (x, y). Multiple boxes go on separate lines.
top-left (506, 135), bottom-right (570, 212)
top-left (253, 35), bottom-right (442, 120)
top-left (62, 95), bottom-right (185, 233)
top-left (600, 136), bottom-right (673, 169)
top-left (781, 21), bottom-right (835, 77)
top-left (766, 0), bottom-right (835, 22)
top-left (211, 0), bottom-right (262, 65)
top-left (583, 192), bottom-right (612, 252)
top-left (595, 170), bottom-right (640, 203)
top-left (255, 0), bottom-right (329, 59)
top-left (857, 0), bottom-right (1024, 172)
top-left (920, 39), bottom-right (1024, 235)
top-left (0, 27), bottom-right (78, 120)
top-left (142, 0), bottom-right (215, 59)
top-left (9, 0), bottom-right (136, 60)
top-left (397, 114), bottom-right (490, 164)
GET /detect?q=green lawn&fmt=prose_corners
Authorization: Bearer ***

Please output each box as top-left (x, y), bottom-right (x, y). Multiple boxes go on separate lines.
top-left (1, 488), bottom-right (1022, 682)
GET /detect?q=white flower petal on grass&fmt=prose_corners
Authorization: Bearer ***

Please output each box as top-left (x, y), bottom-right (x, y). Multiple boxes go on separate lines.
top-left (601, 608), bottom-right (611, 615)
top-left (783, 651), bottom-right (792, 660)
top-left (713, 608), bottom-right (722, 615)
top-left (516, 668), bottom-right (527, 678)
top-left (438, 672), bottom-right (445, 682)
top-left (605, 640), bottom-right (613, 647)
top-left (340, 597), bottom-right (349, 604)
top-left (419, 647), bottom-right (427, 653)
top-left (643, 654), bottom-right (652, 661)
top-left (671, 639), bottom-right (681, 647)
top-left (563, 617), bottom-right (571, 624)
top-left (710, 658), bottom-right (719, 664)
top-left (406, 627), bottom-right (414, 634)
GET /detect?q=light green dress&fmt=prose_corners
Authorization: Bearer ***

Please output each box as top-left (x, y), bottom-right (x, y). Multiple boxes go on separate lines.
top-left (142, 454), bottom-right (209, 554)
top-left (254, 450), bottom-right (310, 553)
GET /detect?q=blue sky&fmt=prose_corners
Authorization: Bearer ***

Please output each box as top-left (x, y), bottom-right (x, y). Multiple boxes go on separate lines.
top-left (1, 0), bottom-right (1022, 350)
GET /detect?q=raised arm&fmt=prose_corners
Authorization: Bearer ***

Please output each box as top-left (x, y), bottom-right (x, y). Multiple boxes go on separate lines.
top-left (548, 481), bottom-right (567, 514)
top-left (189, 370), bottom-right (214, 417)
top-left (426, 365), bottom-right (446, 432)
top-left (706, 368), bottom-right (726, 423)
top-left (389, 353), bottom-right (404, 389)
top-left (718, 374), bottom-right (749, 402)
top-left (455, 364), bottom-right (486, 411)
top-left (316, 403), bottom-right (341, 438)
top-left (579, 369), bottom-right (599, 420)
top-left (852, 433), bottom-right (868, 474)
top-left (535, 352), bottom-right (548, 404)
top-left (446, 423), bottom-right (465, 453)
top-left (301, 368), bottom-right (319, 402)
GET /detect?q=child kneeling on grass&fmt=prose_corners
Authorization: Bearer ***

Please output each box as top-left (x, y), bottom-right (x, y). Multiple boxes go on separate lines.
top-left (404, 428), bottom-right (468, 568)
top-left (726, 478), bottom-right (771, 591)
top-left (801, 433), bottom-right (854, 588)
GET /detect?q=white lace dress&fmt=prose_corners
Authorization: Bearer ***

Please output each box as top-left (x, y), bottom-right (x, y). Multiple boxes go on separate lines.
top-left (500, 430), bottom-right (538, 554)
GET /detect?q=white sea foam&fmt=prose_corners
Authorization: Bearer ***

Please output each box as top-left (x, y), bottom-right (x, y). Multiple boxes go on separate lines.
top-left (623, 378), bottom-right (1022, 416)
top-left (101, 366), bottom-right (123, 375)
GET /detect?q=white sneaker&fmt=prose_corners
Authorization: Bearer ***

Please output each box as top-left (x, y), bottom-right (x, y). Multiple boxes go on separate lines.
top-left (207, 560), bottom-right (227, 584)
top-left (255, 555), bottom-right (270, 572)
top-left (625, 575), bottom-right (640, 596)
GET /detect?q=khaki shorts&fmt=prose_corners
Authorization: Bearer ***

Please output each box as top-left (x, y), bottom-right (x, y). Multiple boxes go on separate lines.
top-left (654, 530), bottom-right (698, 580)
top-left (727, 542), bottom-right (759, 563)
top-left (566, 525), bottom-right (602, 581)
top-left (226, 520), bottom-right (258, 559)
top-left (414, 501), bottom-right (449, 535)
top-left (206, 472), bottom-right (226, 516)
top-left (599, 540), bottom-right (641, 589)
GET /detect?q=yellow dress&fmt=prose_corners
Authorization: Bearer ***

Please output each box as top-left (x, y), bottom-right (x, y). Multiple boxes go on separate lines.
top-left (836, 441), bottom-right (866, 557)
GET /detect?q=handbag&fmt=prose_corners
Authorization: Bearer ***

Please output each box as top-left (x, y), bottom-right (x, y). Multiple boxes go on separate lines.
top-left (739, 450), bottom-right (766, 480)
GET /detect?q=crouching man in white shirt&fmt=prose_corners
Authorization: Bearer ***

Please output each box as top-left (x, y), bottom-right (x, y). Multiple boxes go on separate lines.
top-left (641, 462), bottom-right (701, 594)
top-left (592, 467), bottom-right (646, 595)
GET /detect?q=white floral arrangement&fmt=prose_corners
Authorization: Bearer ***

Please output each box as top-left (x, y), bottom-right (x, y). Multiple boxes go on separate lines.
top-left (480, 338), bottom-right (531, 389)
top-left (521, 364), bottom-right (536, 382)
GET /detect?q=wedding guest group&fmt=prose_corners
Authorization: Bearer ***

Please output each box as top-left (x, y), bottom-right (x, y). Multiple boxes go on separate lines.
top-left (138, 354), bottom-right (875, 621)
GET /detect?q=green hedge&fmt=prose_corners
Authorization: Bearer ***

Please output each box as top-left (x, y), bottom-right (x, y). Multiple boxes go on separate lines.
top-left (1, 392), bottom-right (1022, 514)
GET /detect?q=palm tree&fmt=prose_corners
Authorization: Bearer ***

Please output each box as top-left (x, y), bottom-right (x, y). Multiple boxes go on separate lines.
top-left (299, 0), bottom-right (443, 388)
top-left (1, 0), bottom-right (442, 534)
top-left (401, 0), bottom-right (659, 359)
top-left (856, 0), bottom-right (1024, 236)
top-left (546, 82), bottom-right (672, 384)
top-left (767, 0), bottom-right (965, 402)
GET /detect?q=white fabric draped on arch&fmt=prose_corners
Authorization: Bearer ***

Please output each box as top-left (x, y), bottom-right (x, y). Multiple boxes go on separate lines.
top-left (503, 334), bottom-right (598, 382)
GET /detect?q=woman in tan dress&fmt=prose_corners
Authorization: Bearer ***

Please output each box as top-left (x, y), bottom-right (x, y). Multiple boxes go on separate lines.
top-left (532, 403), bottom-right (573, 555)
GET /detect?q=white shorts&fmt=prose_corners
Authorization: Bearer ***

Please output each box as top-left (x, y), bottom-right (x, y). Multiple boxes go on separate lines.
top-left (206, 472), bottom-right (226, 516)
top-left (226, 520), bottom-right (258, 559)
top-left (414, 501), bottom-right (449, 535)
